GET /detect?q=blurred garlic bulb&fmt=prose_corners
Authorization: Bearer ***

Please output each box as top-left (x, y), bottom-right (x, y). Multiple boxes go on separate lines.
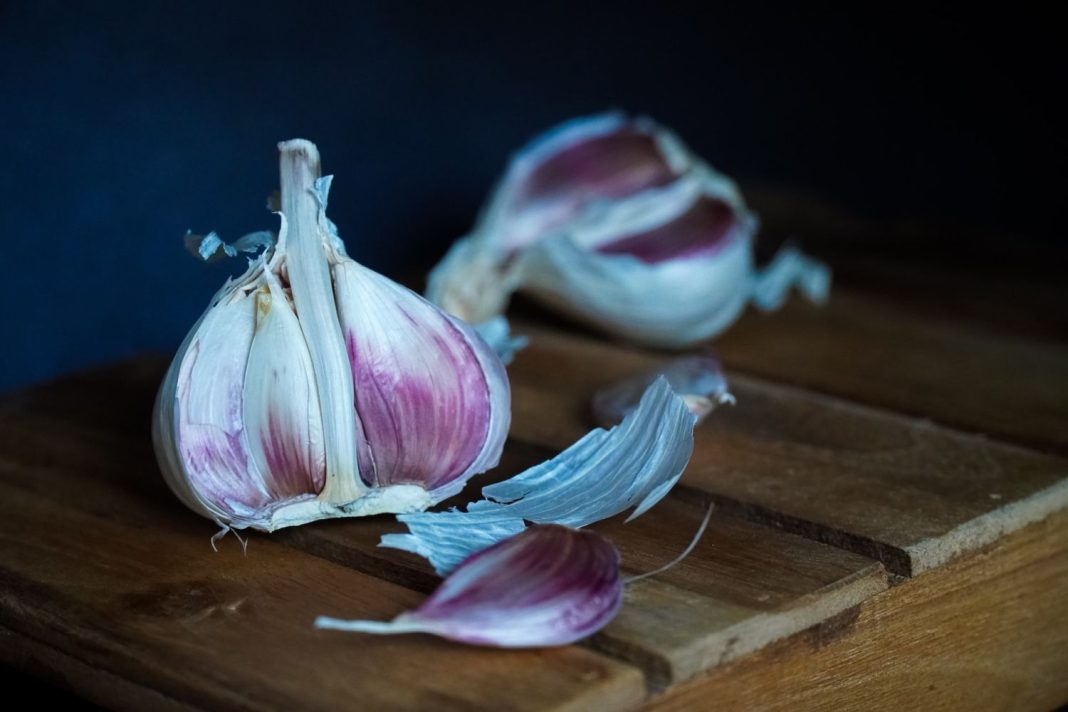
top-left (427, 112), bottom-right (829, 348)
top-left (154, 140), bottom-right (509, 534)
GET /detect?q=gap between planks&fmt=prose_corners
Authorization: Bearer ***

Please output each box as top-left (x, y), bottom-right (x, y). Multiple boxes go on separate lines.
top-left (643, 508), bottom-right (1068, 711)
top-left (505, 322), bottom-right (1068, 580)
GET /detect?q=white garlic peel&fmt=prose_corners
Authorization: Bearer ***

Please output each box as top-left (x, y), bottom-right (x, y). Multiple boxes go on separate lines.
top-left (426, 112), bottom-right (830, 348)
top-left (592, 353), bottom-right (735, 428)
top-left (153, 140), bottom-right (510, 533)
top-left (381, 378), bottom-right (695, 575)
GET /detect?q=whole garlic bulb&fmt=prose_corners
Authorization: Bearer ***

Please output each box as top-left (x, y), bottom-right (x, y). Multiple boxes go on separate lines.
top-left (427, 112), bottom-right (829, 348)
top-left (154, 140), bottom-right (510, 533)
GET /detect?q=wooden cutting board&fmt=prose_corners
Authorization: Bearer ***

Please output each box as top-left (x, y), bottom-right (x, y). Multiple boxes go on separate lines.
top-left (2, 244), bottom-right (1067, 709)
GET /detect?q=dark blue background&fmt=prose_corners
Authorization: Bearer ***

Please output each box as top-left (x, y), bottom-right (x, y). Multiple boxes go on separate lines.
top-left (1, 2), bottom-right (1063, 392)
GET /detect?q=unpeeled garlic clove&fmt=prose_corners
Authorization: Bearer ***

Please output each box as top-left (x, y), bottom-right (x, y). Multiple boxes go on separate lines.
top-left (154, 140), bottom-right (510, 533)
top-left (316, 524), bottom-right (622, 647)
top-left (592, 354), bottom-right (734, 427)
top-left (427, 112), bottom-right (829, 348)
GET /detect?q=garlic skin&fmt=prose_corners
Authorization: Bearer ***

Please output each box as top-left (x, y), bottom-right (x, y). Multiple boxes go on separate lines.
top-left (154, 140), bottom-right (510, 533)
top-left (592, 353), bottom-right (735, 427)
top-left (427, 112), bottom-right (829, 348)
top-left (383, 378), bottom-right (694, 575)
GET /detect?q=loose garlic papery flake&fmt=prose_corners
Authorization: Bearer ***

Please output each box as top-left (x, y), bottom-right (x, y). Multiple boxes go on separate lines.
top-left (153, 140), bottom-right (510, 534)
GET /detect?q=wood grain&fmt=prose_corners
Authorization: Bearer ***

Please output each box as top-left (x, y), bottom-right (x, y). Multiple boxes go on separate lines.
top-left (3, 282), bottom-right (1067, 708)
top-left (0, 360), bottom-right (888, 691)
top-left (507, 321), bottom-right (1068, 576)
top-left (714, 290), bottom-right (1068, 454)
top-left (744, 184), bottom-right (1068, 342)
top-left (647, 508), bottom-right (1068, 712)
top-left (0, 405), bottom-right (645, 712)
top-left (284, 488), bottom-right (887, 688)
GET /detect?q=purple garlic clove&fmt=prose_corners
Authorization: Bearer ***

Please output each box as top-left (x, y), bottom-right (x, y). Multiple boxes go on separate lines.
top-left (316, 524), bottom-right (622, 647)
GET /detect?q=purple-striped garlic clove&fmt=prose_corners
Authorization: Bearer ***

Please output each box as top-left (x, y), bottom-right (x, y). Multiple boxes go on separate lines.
top-left (427, 112), bottom-right (829, 348)
top-left (333, 259), bottom-right (508, 500)
top-left (316, 524), bottom-right (622, 647)
top-left (592, 354), bottom-right (734, 428)
top-left (153, 139), bottom-right (510, 534)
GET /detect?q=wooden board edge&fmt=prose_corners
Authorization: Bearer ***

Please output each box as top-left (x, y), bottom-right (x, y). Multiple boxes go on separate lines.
top-left (906, 476), bottom-right (1068, 575)
top-left (642, 509), bottom-right (1068, 711)
top-left (592, 562), bottom-right (888, 690)
top-left (671, 562), bottom-right (888, 686)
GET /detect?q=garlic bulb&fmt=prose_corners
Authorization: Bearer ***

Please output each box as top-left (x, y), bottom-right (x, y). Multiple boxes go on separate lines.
top-left (154, 140), bottom-right (510, 533)
top-left (427, 112), bottom-right (830, 348)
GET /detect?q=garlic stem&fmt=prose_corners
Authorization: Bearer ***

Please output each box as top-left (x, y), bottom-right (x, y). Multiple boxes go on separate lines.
top-left (278, 139), bottom-right (366, 503)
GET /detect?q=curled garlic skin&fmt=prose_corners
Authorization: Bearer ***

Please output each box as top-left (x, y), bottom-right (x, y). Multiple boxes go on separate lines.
top-left (427, 112), bottom-right (829, 348)
top-left (592, 354), bottom-right (735, 428)
top-left (154, 140), bottom-right (510, 533)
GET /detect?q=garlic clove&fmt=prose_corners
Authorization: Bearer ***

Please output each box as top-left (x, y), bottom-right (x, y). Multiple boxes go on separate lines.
top-left (517, 169), bottom-right (758, 347)
top-left (317, 524), bottom-right (622, 647)
top-left (382, 378), bottom-right (694, 575)
top-left (242, 269), bottom-right (326, 500)
top-left (157, 289), bottom-right (270, 525)
top-left (483, 112), bottom-right (692, 256)
top-left (333, 259), bottom-right (509, 498)
top-left (592, 353), bottom-right (735, 427)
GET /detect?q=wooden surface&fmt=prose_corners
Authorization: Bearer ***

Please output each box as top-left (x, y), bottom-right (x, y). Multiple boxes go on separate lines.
top-left (508, 322), bottom-right (1068, 577)
top-left (2, 226), bottom-right (1067, 709)
top-left (648, 508), bottom-right (1068, 711)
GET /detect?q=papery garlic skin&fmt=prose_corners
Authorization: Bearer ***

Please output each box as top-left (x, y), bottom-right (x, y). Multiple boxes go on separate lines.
top-left (427, 112), bottom-right (829, 348)
top-left (382, 378), bottom-right (694, 575)
top-left (154, 140), bottom-right (509, 533)
top-left (592, 353), bottom-right (734, 427)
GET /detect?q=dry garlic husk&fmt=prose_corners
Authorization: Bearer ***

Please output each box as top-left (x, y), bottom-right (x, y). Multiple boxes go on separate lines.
top-left (154, 140), bottom-right (509, 533)
top-left (427, 112), bottom-right (830, 348)
top-left (383, 377), bottom-right (694, 575)
top-left (592, 354), bottom-right (734, 427)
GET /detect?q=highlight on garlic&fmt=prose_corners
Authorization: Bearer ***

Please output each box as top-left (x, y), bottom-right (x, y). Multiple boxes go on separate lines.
top-left (426, 112), bottom-right (830, 348)
top-left (317, 524), bottom-right (622, 648)
top-left (153, 139), bottom-right (510, 534)
top-left (592, 353), bottom-right (735, 427)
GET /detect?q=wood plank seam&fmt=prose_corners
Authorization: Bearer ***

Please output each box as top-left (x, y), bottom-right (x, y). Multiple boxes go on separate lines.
top-left (590, 564), bottom-right (888, 691)
top-left (721, 358), bottom-right (1068, 457)
top-left (667, 483), bottom-right (918, 577)
top-left (641, 510), bottom-right (1068, 711)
